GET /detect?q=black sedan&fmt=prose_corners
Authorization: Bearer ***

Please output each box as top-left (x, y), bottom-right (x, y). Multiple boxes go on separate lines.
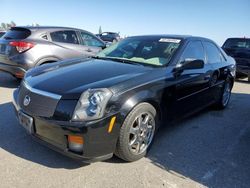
top-left (13, 35), bottom-right (236, 162)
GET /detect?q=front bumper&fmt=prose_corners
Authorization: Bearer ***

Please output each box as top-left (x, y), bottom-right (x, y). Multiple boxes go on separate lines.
top-left (12, 90), bottom-right (122, 163)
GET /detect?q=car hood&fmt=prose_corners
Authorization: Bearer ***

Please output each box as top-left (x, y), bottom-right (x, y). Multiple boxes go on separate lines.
top-left (24, 58), bottom-right (153, 99)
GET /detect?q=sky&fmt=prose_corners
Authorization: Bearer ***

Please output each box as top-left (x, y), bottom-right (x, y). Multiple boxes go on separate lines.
top-left (1, 0), bottom-right (250, 45)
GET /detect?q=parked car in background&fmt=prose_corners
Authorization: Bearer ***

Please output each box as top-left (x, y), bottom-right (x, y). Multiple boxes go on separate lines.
top-left (0, 26), bottom-right (106, 79)
top-left (96, 32), bottom-right (120, 42)
top-left (13, 35), bottom-right (235, 162)
top-left (222, 37), bottom-right (250, 81)
top-left (0, 31), bottom-right (5, 38)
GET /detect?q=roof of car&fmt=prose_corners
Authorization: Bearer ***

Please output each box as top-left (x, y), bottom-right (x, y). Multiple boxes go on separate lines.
top-left (102, 32), bottom-right (118, 34)
top-left (12, 26), bottom-right (88, 32)
top-left (225, 37), bottom-right (250, 40)
top-left (127, 34), bottom-right (211, 41)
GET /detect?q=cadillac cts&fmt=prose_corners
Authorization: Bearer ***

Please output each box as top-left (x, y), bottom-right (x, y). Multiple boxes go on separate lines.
top-left (13, 35), bottom-right (236, 162)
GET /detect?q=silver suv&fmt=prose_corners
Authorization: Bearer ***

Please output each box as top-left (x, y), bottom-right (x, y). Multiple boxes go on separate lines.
top-left (0, 26), bottom-right (106, 78)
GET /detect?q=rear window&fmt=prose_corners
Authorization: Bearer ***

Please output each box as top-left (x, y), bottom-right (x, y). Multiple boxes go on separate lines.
top-left (2, 28), bottom-right (31, 40)
top-left (223, 38), bottom-right (250, 50)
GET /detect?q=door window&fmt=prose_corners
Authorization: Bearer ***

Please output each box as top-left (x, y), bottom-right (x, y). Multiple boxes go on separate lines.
top-left (50, 30), bottom-right (79, 44)
top-left (179, 41), bottom-right (205, 64)
top-left (80, 32), bottom-right (104, 47)
top-left (204, 42), bottom-right (224, 63)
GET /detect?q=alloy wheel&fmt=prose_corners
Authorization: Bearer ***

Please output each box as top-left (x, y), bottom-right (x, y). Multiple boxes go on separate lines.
top-left (128, 112), bottom-right (155, 155)
top-left (222, 81), bottom-right (231, 106)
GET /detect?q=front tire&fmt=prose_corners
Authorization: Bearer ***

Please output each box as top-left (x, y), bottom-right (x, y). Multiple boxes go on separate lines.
top-left (115, 103), bottom-right (157, 162)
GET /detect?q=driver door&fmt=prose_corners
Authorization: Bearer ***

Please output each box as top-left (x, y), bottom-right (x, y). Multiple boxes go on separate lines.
top-left (173, 40), bottom-right (213, 118)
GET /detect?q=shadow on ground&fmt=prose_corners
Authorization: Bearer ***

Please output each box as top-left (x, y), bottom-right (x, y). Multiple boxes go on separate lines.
top-left (0, 102), bottom-right (87, 169)
top-left (147, 92), bottom-right (250, 187)
top-left (235, 78), bottom-right (250, 84)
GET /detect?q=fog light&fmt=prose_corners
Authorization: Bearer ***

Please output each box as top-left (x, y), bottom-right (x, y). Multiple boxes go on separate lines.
top-left (68, 135), bottom-right (84, 153)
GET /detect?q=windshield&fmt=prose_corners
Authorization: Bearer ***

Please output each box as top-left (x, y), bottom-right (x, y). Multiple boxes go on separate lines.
top-left (223, 38), bottom-right (250, 50)
top-left (97, 37), bottom-right (181, 66)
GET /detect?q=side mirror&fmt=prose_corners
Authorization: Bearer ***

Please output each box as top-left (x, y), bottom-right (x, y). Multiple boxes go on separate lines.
top-left (173, 59), bottom-right (204, 77)
top-left (177, 59), bottom-right (204, 71)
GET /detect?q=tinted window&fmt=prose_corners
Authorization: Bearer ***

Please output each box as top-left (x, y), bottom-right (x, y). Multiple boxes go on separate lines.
top-left (180, 41), bottom-right (205, 63)
top-left (80, 32), bottom-right (104, 47)
top-left (204, 42), bottom-right (222, 63)
top-left (50, 30), bottom-right (79, 44)
top-left (223, 38), bottom-right (250, 50)
top-left (3, 28), bottom-right (31, 40)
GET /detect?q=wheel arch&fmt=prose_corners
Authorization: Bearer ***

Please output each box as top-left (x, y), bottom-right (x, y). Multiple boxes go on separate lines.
top-left (35, 56), bottom-right (61, 66)
top-left (118, 90), bottom-right (163, 124)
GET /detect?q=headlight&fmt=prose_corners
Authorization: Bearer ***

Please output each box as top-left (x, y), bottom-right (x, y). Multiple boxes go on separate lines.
top-left (72, 88), bottom-right (112, 121)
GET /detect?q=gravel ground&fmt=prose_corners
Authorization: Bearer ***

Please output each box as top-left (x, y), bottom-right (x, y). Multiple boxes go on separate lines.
top-left (0, 72), bottom-right (250, 188)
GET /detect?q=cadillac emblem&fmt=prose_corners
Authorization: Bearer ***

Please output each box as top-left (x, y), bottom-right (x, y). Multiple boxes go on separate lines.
top-left (23, 95), bottom-right (31, 106)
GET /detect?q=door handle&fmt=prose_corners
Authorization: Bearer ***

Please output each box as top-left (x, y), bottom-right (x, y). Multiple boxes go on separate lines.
top-left (86, 48), bottom-right (92, 52)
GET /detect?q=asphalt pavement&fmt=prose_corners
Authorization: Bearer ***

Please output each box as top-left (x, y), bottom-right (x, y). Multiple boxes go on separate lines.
top-left (0, 72), bottom-right (250, 188)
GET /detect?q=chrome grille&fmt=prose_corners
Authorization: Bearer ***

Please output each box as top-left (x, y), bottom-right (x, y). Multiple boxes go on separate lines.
top-left (18, 81), bottom-right (61, 117)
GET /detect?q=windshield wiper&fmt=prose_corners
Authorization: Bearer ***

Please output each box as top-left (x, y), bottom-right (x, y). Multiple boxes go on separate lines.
top-left (92, 56), bottom-right (145, 66)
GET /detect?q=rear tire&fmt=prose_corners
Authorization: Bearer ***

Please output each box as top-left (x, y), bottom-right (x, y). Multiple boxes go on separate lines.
top-left (215, 78), bottom-right (232, 109)
top-left (115, 103), bottom-right (157, 162)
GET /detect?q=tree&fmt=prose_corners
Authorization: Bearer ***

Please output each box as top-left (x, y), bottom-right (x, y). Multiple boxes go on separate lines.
top-left (98, 26), bottom-right (102, 34)
top-left (32, 23), bottom-right (40, 26)
top-left (10, 21), bottom-right (16, 27)
top-left (6, 23), bottom-right (11, 29)
top-left (0, 21), bottom-right (16, 30)
top-left (1, 23), bottom-right (7, 30)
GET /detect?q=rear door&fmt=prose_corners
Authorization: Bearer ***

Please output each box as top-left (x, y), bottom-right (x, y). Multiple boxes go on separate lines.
top-left (203, 41), bottom-right (230, 101)
top-left (78, 31), bottom-right (104, 56)
top-left (49, 30), bottom-right (85, 59)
